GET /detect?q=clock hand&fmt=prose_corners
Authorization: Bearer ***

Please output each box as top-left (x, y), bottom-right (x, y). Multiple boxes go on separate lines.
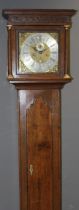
top-left (32, 46), bottom-right (47, 52)
top-left (32, 46), bottom-right (37, 51)
top-left (31, 46), bottom-right (42, 53)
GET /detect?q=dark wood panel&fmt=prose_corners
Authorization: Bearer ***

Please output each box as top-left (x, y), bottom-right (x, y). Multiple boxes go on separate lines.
top-left (27, 97), bottom-right (53, 210)
top-left (18, 89), bottom-right (61, 210)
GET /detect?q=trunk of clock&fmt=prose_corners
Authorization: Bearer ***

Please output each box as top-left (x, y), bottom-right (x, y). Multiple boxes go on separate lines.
top-left (18, 87), bottom-right (61, 210)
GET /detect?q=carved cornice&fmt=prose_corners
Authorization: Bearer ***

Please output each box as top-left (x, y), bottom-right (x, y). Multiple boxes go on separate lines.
top-left (2, 9), bottom-right (76, 26)
top-left (8, 15), bottom-right (71, 25)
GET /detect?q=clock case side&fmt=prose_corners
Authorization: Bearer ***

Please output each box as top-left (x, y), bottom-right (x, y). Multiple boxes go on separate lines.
top-left (2, 9), bottom-right (76, 86)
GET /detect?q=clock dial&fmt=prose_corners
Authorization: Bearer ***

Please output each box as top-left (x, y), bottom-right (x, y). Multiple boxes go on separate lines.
top-left (18, 32), bottom-right (58, 73)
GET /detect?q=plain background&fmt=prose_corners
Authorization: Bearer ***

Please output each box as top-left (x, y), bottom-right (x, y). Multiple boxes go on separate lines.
top-left (0, 1), bottom-right (79, 210)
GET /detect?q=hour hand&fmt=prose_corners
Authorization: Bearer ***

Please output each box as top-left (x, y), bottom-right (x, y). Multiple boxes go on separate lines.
top-left (32, 46), bottom-right (46, 54)
top-left (32, 46), bottom-right (37, 51)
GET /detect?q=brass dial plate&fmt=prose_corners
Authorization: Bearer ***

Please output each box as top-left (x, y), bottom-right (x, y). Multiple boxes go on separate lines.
top-left (18, 32), bottom-right (59, 73)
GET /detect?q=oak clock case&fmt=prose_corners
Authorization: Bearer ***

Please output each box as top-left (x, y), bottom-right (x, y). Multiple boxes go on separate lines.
top-left (2, 9), bottom-right (76, 210)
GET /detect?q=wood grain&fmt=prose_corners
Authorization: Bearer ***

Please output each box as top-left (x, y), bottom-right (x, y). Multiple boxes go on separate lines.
top-left (18, 89), bottom-right (61, 210)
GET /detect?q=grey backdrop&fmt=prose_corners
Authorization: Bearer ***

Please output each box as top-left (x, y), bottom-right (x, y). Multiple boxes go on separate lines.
top-left (0, 1), bottom-right (79, 210)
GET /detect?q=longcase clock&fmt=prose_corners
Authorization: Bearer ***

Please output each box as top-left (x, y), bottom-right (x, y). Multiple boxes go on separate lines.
top-left (2, 9), bottom-right (76, 210)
